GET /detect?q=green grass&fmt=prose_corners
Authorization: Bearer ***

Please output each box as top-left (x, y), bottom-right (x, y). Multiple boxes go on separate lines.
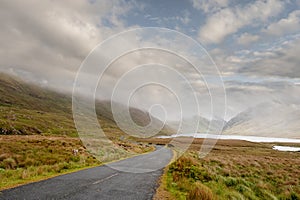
top-left (0, 106), bottom-right (77, 136)
top-left (0, 105), bottom-right (138, 138)
top-left (0, 135), bottom-right (154, 190)
top-left (0, 135), bottom-right (100, 190)
top-left (154, 139), bottom-right (300, 200)
top-left (0, 162), bottom-right (100, 190)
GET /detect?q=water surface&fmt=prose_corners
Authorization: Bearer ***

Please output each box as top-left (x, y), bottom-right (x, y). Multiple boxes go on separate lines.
top-left (273, 145), bottom-right (300, 152)
top-left (158, 133), bottom-right (300, 143)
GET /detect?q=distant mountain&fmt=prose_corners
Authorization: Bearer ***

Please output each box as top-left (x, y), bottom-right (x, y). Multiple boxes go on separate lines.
top-left (0, 73), bottom-right (173, 137)
top-left (167, 116), bottom-right (209, 134)
top-left (223, 101), bottom-right (300, 138)
top-left (96, 100), bottom-right (174, 137)
top-left (167, 116), bottom-right (225, 134)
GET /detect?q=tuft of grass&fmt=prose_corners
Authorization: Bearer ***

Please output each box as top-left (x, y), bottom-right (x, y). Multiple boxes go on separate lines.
top-left (187, 182), bottom-right (214, 200)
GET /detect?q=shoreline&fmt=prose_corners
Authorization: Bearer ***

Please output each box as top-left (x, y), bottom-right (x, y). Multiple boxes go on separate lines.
top-left (157, 133), bottom-right (300, 143)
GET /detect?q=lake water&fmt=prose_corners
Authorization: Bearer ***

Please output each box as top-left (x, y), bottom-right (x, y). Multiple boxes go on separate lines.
top-left (158, 133), bottom-right (300, 143)
top-left (273, 145), bottom-right (300, 152)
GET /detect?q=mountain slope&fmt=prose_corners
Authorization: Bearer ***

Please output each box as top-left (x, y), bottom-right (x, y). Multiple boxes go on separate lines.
top-left (96, 100), bottom-right (173, 136)
top-left (0, 73), bottom-right (71, 114)
top-left (223, 101), bottom-right (300, 138)
top-left (0, 73), bottom-right (172, 137)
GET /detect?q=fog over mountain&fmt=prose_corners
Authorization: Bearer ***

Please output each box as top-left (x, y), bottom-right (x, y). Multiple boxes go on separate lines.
top-left (223, 101), bottom-right (300, 138)
top-left (1, 1), bottom-right (300, 138)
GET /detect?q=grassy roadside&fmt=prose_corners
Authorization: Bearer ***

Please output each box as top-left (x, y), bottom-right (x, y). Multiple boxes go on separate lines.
top-left (0, 135), bottom-right (98, 190)
top-left (0, 135), bottom-right (154, 190)
top-left (0, 163), bottom-right (100, 191)
top-left (154, 149), bottom-right (178, 200)
top-left (0, 106), bottom-right (155, 190)
top-left (151, 138), bottom-right (300, 200)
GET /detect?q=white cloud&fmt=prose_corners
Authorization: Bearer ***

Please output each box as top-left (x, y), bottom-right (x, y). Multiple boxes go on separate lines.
top-left (1, 0), bottom-right (299, 123)
top-left (199, 0), bottom-right (284, 44)
top-left (180, 10), bottom-right (191, 25)
top-left (208, 34), bottom-right (300, 79)
top-left (0, 0), bottom-right (137, 90)
top-left (190, 0), bottom-right (229, 13)
top-left (264, 10), bottom-right (300, 36)
top-left (239, 38), bottom-right (300, 78)
top-left (157, 10), bottom-right (191, 27)
top-left (237, 33), bottom-right (259, 45)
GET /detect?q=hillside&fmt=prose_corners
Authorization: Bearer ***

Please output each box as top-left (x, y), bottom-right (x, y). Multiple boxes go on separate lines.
top-left (0, 73), bottom-right (172, 137)
top-left (0, 73), bottom-right (71, 114)
top-left (0, 73), bottom-right (169, 189)
top-left (96, 100), bottom-right (173, 137)
top-left (223, 101), bottom-right (300, 138)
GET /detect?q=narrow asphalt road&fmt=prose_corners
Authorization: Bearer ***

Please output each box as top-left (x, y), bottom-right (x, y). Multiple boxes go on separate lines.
top-left (0, 146), bottom-right (173, 200)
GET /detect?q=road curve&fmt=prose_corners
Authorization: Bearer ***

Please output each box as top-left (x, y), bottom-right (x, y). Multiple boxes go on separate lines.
top-left (0, 146), bottom-right (173, 200)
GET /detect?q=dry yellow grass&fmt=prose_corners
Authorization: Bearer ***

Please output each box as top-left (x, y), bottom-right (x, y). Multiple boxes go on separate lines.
top-left (152, 138), bottom-right (300, 199)
top-left (0, 135), bottom-right (154, 190)
top-left (187, 182), bottom-right (214, 200)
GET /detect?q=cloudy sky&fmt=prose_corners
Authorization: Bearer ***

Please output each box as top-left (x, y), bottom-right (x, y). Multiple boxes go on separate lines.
top-left (1, 0), bottom-right (300, 121)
